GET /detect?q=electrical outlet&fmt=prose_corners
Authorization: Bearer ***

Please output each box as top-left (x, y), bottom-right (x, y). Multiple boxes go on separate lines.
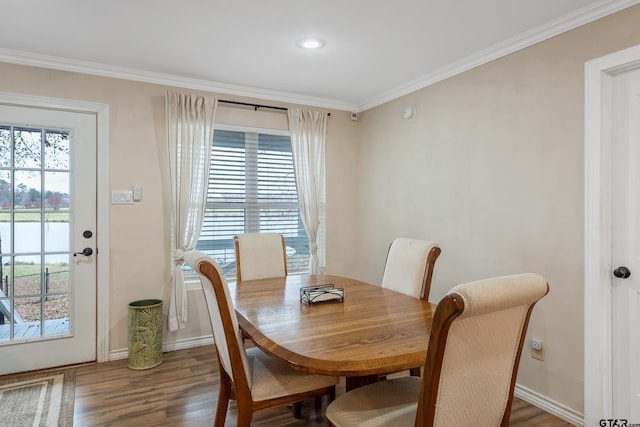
top-left (530, 338), bottom-right (544, 361)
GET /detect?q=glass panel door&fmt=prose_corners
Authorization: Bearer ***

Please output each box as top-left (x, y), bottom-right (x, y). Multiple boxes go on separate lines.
top-left (0, 102), bottom-right (97, 375)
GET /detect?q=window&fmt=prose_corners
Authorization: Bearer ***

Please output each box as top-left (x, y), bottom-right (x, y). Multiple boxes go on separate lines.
top-left (195, 127), bottom-right (310, 280)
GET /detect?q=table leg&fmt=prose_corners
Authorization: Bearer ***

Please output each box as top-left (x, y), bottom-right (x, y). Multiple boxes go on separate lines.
top-left (345, 375), bottom-right (379, 391)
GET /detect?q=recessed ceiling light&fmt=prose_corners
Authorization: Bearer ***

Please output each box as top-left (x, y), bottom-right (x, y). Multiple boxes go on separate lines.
top-left (296, 38), bottom-right (325, 50)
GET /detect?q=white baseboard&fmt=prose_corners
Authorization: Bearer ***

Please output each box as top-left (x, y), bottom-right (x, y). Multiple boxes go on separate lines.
top-left (515, 383), bottom-right (584, 426)
top-left (108, 334), bottom-right (214, 361)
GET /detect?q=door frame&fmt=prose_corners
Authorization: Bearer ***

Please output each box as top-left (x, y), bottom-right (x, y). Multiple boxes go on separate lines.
top-left (0, 91), bottom-right (110, 363)
top-left (585, 44), bottom-right (640, 425)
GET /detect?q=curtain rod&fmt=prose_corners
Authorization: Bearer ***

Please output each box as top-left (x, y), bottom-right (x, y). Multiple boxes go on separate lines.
top-left (218, 99), bottom-right (330, 116)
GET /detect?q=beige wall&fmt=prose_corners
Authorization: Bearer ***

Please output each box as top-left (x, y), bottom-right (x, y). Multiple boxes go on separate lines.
top-left (0, 63), bottom-right (361, 352)
top-left (1, 3), bottom-right (640, 417)
top-left (351, 5), bottom-right (640, 414)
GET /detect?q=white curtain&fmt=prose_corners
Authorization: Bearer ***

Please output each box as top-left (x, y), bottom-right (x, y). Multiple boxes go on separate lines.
top-left (166, 92), bottom-right (216, 331)
top-left (288, 108), bottom-right (328, 274)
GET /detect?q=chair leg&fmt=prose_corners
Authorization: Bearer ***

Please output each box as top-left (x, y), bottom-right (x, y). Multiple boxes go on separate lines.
top-left (294, 401), bottom-right (303, 418)
top-left (233, 383), bottom-right (254, 427)
top-left (410, 367), bottom-right (421, 377)
top-left (236, 403), bottom-right (253, 427)
top-left (214, 373), bottom-right (232, 427)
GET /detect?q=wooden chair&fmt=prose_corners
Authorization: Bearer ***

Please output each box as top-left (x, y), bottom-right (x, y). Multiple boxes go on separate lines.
top-left (233, 232), bottom-right (310, 416)
top-left (184, 250), bottom-right (338, 427)
top-left (381, 238), bottom-right (441, 376)
top-left (381, 238), bottom-right (441, 301)
top-left (326, 273), bottom-right (549, 427)
top-left (233, 232), bottom-right (287, 282)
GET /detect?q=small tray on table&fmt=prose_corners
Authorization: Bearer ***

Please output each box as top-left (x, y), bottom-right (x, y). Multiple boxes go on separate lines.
top-left (300, 284), bottom-right (344, 305)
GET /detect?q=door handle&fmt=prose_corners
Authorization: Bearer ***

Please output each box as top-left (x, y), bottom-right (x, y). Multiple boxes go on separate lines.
top-left (73, 247), bottom-right (94, 257)
top-left (613, 266), bottom-right (631, 279)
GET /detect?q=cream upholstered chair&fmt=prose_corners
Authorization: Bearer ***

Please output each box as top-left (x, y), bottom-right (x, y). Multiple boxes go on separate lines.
top-left (184, 251), bottom-right (337, 427)
top-left (381, 238), bottom-right (441, 301)
top-left (381, 238), bottom-right (441, 376)
top-left (234, 232), bottom-right (287, 282)
top-left (233, 232), bottom-right (309, 416)
top-left (326, 273), bottom-right (549, 427)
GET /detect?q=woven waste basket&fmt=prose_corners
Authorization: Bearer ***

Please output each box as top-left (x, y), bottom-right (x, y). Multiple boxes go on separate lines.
top-left (127, 299), bottom-right (163, 369)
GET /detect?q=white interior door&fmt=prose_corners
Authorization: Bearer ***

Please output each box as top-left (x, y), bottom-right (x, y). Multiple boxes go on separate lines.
top-left (611, 67), bottom-right (640, 420)
top-left (0, 104), bottom-right (97, 375)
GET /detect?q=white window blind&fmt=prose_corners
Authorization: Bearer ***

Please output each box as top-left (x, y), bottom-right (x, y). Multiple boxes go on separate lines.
top-left (196, 128), bottom-right (310, 279)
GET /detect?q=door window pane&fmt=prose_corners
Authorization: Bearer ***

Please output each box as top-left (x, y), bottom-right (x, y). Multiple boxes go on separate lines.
top-left (0, 126), bottom-right (10, 168)
top-left (0, 260), bottom-right (12, 341)
top-left (13, 128), bottom-right (41, 169)
top-left (44, 296), bottom-right (69, 334)
top-left (44, 130), bottom-right (70, 170)
top-left (13, 297), bottom-right (39, 339)
top-left (14, 212), bottom-right (42, 253)
top-left (15, 170), bottom-right (41, 210)
top-left (0, 170), bottom-right (10, 211)
top-left (0, 213), bottom-right (11, 258)
top-left (13, 255), bottom-right (41, 297)
top-left (44, 214), bottom-right (69, 253)
top-left (45, 255), bottom-right (69, 293)
top-left (44, 171), bottom-right (69, 210)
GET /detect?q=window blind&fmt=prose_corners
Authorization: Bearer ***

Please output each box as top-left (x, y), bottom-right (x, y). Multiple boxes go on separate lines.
top-left (196, 129), bottom-right (310, 279)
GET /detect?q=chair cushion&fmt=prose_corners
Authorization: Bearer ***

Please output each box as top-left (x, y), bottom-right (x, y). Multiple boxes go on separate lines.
top-left (247, 346), bottom-right (338, 402)
top-left (326, 377), bottom-right (420, 426)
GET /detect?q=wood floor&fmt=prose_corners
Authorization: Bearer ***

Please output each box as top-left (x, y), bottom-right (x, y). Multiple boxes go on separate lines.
top-left (73, 345), bottom-right (574, 427)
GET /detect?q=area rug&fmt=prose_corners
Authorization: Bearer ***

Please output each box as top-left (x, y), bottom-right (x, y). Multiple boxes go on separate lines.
top-left (0, 369), bottom-right (75, 427)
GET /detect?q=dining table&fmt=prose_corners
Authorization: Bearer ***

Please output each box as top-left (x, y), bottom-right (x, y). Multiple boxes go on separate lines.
top-left (229, 274), bottom-right (435, 391)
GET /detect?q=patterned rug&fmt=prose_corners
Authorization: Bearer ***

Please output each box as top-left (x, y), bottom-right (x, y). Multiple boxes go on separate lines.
top-left (0, 369), bottom-right (75, 426)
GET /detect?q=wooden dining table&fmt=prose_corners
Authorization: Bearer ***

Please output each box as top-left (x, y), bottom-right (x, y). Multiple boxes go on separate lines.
top-left (229, 274), bottom-right (435, 390)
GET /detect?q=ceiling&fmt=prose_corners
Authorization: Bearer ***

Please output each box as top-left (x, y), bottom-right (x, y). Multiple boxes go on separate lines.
top-left (0, 0), bottom-right (637, 111)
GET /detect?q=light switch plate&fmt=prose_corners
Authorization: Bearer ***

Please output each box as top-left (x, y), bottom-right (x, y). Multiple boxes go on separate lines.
top-left (112, 190), bottom-right (133, 204)
top-left (133, 185), bottom-right (142, 201)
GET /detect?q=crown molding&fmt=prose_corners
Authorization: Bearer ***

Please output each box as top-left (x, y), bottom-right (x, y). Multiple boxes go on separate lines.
top-left (0, 0), bottom-right (637, 114)
top-left (0, 48), bottom-right (358, 112)
top-left (356, 0), bottom-right (640, 112)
